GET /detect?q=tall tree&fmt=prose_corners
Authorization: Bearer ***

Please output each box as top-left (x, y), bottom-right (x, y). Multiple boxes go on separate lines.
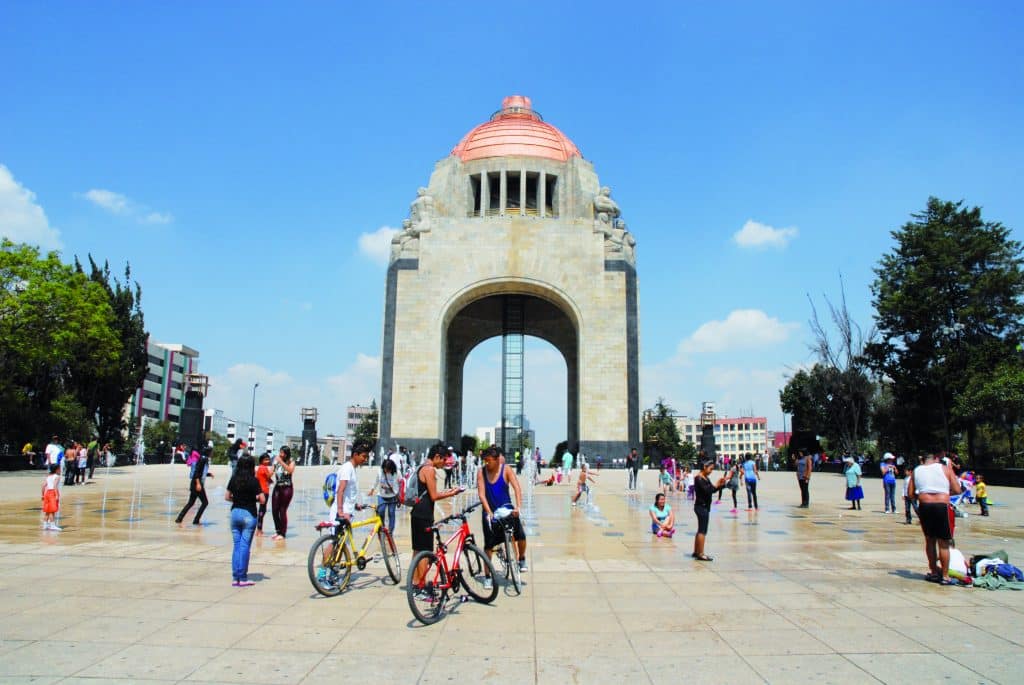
top-left (353, 400), bottom-right (379, 446)
top-left (69, 256), bottom-right (148, 445)
top-left (866, 198), bottom-right (1024, 461)
top-left (0, 241), bottom-right (120, 444)
top-left (642, 398), bottom-right (682, 461)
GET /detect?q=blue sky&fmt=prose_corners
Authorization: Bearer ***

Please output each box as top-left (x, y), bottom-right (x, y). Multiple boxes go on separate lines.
top-left (2, 2), bottom-right (1022, 453)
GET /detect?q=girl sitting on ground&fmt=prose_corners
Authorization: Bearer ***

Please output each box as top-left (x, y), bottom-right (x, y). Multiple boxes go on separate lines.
top-left (649, 493), bottom-right (675, 537)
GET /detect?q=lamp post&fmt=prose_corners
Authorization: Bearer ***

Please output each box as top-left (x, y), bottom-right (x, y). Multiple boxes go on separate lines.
top-left (250, 382), bottom-right (260, 455)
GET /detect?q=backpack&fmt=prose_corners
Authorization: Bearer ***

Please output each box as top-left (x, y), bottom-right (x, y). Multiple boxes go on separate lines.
top-left (402, 466), bottom-right (424, 506)
top-left (323, 472), bottom-right (337, 508)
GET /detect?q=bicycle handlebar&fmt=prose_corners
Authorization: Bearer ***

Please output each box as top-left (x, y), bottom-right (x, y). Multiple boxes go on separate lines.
top-left (431, 499), bottom-right (482, 529)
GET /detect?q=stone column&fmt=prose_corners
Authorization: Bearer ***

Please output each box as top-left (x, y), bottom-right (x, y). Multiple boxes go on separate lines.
top-left (480, 173), bottom-right (488, 217)
top-left (520, 168), bottom-right (526, 216)
top-left (499, 169), bottom-right (507, 215)
top-left (539, 170), bottom-right (546, 218)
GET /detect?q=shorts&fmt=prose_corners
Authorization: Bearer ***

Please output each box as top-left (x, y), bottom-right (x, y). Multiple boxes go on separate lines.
top-left (410, 516), bottom-right (434, 552)
top-left (694, 505), bottom-right (710, 535)
top-left (917, 502), bottom-right (954, 540)
top-left (483, 513), bottom-right (525, 550)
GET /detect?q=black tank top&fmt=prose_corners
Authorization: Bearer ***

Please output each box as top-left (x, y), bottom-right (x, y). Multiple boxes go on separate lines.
top-left (411, 465), bottom-right (435, 519)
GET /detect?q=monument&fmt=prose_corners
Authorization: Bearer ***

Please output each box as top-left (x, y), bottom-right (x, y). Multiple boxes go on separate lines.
top-left (379, 96), bottom-right (640, 457)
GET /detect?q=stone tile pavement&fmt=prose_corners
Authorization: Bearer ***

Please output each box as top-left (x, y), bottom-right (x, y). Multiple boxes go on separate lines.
top-left (0, 464), bottom-right (1022, 683)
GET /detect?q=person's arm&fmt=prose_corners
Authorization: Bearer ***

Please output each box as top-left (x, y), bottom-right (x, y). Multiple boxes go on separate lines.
top-left (907, 470), bottom-right (917, 500)
top-left (946, 464), bottom-right (962, 494)
top-left (476, 467), bottom-right (491, 517)
top-left (665, 509), bottom-right (675, 528)
top-left (423, 464), bottom-right (459, 503)
top-left (225, 488), bottom-right (233, 502)
top-left (649, 508), bottom-right (658, 525)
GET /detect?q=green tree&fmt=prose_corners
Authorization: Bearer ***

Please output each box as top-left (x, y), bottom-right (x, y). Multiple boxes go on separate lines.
top-left (780, 363), bottom-right (873, 456)
top-left (142, 419), bottom-right (178, 460)
top-left (207, 431), bottom-right (232, 465)
top-left (866, 198), bottom-right (1024, 461)
top-left (642, 398), bottom-right (682, 460)
top-left (70, 256), bottom-right (148, 445)
top-left (957, 362), bottom-right (1024, 466)
top-left (678, 441), bottom-right (697, 464)
top-left (0, 241), bottom-right (120, 445)
top-left (353, 400), bottom-right (379, 446)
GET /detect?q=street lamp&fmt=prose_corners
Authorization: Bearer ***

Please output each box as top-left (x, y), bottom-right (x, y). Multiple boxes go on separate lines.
top-left (250, 382), bottom-right (260, 454)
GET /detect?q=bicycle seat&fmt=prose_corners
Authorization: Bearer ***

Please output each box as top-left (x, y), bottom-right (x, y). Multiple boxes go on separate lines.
top-left (493, 506), bottom-right (515, 520)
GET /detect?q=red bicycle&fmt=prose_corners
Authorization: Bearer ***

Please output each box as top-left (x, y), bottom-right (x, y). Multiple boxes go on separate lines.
top-left (406, 500), bottom-right (498, 624)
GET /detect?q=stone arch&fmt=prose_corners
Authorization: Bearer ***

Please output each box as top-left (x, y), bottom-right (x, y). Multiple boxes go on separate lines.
top-left (439, 279), bottom-right (580, 448)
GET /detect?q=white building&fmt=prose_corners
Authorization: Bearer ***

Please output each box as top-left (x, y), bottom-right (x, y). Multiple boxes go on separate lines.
top-left (126, 340), bottom-right (199, 430)
top-left (674, 415), bottom-right (769, 461)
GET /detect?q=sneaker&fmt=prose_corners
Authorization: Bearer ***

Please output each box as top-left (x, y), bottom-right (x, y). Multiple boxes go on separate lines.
top-left (413, 589), bottom-right (435, 603)
top-left (232, 580), bottom-right (241, 587)
top-left (730, 509), bottom-right (737, 513)
top-left (50, 524), bottom-right (62, 531)
top-left (237, 580), bottom-right (255, 587)
top-left (482, 577), bottom-right (493, 590)
top-left (518, 559), bottom-right (528, 572)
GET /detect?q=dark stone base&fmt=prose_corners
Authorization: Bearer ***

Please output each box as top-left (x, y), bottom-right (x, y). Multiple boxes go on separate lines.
top-left (578, 441), bottom-right (632, 462)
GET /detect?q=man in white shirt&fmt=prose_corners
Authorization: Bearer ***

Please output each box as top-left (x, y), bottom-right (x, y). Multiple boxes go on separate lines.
top-left (330, 441), bottom-right (371, 521)
top-left (44, 436), bottom-right (62, 467)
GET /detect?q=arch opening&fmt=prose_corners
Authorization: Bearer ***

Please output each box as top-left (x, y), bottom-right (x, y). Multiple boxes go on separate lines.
top-left (443, 293), bottom-right (578, 451)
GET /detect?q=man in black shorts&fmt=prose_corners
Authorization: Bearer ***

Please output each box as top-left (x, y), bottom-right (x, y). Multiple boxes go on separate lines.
top-left (907, 453), bottom-right (962, 584)
top-left (477, 446), bottom-right (527, 589)
top-left (409, 442), bottom-right (463, 596)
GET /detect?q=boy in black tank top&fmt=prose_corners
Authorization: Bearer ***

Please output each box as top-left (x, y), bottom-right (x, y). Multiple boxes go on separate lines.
top-left (410, 442), bottom-right (463, 587)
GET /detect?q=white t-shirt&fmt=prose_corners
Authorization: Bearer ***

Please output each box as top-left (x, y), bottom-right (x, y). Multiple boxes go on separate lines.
top-left (45, 443), bottom-right (61, 465)
top-left (334, 461), bottom-right (359, 517)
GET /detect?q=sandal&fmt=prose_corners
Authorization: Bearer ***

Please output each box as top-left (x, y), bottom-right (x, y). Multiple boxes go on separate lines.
top-left (694, 554), bottom-right (714, 562)
top-left (925, 573), bottom-right (941, 583)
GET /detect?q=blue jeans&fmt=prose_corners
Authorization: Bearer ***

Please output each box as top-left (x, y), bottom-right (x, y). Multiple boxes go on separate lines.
top-left (883, 481), bottom-right (897, 512)
top-left (377, 498), bottom-right (397, 534)
top-left (230, 508), bottom-right (257, 581)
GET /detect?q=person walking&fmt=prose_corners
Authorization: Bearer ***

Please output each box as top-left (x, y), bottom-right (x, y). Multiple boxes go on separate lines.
top-left (561, 449), bottom-right (574, 484)
top-left (175, 446), bottom-right (212, 526)
top-left (795, 450), bottom-right (812, 508)
top-left (907, 453), bottom-right (962, 584)
top-left (228, 438), bottom-right (245, 472)
top-left (844, 456), bottom-right (864, 510)
top-left (975, 474), bottom-right (990, 516)
top-left (692, 460), bottom-right (730, 561)
top-left (41, 464), bottom-right (61, 531)
top-left (255, 453), bottom-right (273, 536)
top-left (626, 448), bottom-right (639, 490)
top-left (75, 443), bottom-right (88, 484)
top-left (270, 446), bottom-right (295, 540)
top-left (741, 452), bottom-right (760, 511)
top-left (226, 454), bottom-right (264, 587)
top-left (881, 453), bottom-right (898, 514)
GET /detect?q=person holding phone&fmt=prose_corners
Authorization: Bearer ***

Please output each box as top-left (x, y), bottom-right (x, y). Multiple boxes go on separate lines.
top-left (692, 460), bottom-right (729, 562)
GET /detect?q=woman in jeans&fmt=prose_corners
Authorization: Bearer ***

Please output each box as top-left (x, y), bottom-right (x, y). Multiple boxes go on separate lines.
top-left (226, 454), bottom-right (265, 586)
top-left (368, 458), bottom-right (399, 535)
top-left (881, 453), bottom-right (898, 514)
top-left (271, 446), bottom-right (295, 540)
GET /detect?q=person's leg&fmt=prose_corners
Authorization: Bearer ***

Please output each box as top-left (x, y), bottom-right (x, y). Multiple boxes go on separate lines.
top-left (904, 496), bottom-right (913, 524)
top-left (193, 488), bottom-right (209, 524)
top-left (238, 511), bottom-right (257, 582)
top-left (257, 494), bottom-right (267, 533)
top-left (230, 509), bottom-right (244, 581)
top-left (751, 481), bottom-right (759, 509)
top-left (731, 487), bottom-right (738, 510)
top-left (693, 532), bottom-right (705, 557)
top-left (386, 500), bottom-right (397, 534)
top-left (271, 487), bottom-right (283, 535)
top-left (924, 537), bottom-right (938, 576)
top-left (937, 539), bottom-right (951, 580)
top-left (278, 485), bottom-right (294, 536)
top-left (176, 489), bottom-right (198, 523)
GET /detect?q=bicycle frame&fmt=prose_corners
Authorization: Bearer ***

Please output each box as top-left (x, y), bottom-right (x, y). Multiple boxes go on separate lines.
top-left (329, 509), bottom-right (385, 566)
top-left (425, 518), bottom-right (473, 590)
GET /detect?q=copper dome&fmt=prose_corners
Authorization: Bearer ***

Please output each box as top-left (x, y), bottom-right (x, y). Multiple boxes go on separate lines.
top-left (451, 96), bottom-right (581, 162)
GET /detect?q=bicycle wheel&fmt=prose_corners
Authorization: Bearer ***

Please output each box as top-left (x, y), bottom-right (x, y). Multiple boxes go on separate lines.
top-left (503, 532), bottom-right (521, 595)
top-left (308, 533), bottom-right (352, 597)
top-left (407, 550), bottom-right (448, 625)
top-left (460, 542), bottom-right (498, 604)
top-left (379, 529), bottom-right (402, 584)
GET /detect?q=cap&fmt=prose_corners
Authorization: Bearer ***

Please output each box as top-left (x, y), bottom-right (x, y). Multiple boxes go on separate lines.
top-left (239, 441), bottom-right (248, 448)
top-left (843, 456), bottom-right (854, 463)
top-left (883, 452), bottom-right (895, 461)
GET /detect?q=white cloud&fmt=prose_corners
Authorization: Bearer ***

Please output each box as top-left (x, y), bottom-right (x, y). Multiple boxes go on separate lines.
top-left (358, 226), bottom-right (399, 266)
top-left (82, 189), bottom-right (130, 214)
top-left (0, 164), bottom-right (62, 249)
top-left (79, 188), bottom-right (173, 225)
top-left (141, 211), bottom-right (174, 225)
top-left (206, 355), bottom-right (382, 437)
top-left (733, 219), bottom-right (798, 249)
top-left (677, 309), bottom-right (799, 359)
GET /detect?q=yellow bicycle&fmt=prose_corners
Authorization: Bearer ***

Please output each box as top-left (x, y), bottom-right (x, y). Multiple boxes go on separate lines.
top-left (307, 505), bottom-right (401, 596)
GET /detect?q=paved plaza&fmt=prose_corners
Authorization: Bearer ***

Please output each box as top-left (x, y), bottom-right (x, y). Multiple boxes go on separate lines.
top-left (1, 464), bottom-right (1023, 684)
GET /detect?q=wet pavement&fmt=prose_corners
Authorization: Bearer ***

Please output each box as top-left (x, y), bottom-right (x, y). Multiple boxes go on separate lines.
top-left (1, 464), bottom-right (1023, 684)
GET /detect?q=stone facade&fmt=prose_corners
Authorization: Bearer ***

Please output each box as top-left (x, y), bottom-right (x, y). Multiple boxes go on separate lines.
top-left (379, 105), bottom-right (639, 458)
